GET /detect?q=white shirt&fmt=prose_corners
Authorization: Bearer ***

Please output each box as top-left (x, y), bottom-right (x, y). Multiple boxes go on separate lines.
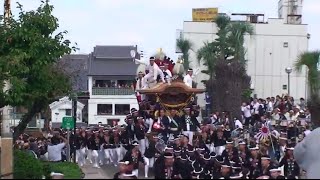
top-left (267, 101), bottom-right (273, 112)
top-left (164, 69), bottom-right (172, 78)
top-left (253, 102), bottom-right (260, 114)
top-left (47, 143), bottom-right (66, 162)
top-left (146, 63), bottom-right (161, 80)
top-left (241, 105), bottom-right (251, 118)
top-left (183, 74), bottom-right (193, 87)
top-left (235, 119), bottom-right (243, 129)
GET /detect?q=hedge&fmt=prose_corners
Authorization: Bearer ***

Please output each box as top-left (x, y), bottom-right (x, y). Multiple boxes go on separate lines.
top-left (14, 150), bottom-right (44, 179)
top-left (14, 150), bottom-right (83, 179)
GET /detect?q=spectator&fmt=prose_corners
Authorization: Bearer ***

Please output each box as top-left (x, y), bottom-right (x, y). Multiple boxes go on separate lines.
top-left (47, 132), bottom-right (68, 162)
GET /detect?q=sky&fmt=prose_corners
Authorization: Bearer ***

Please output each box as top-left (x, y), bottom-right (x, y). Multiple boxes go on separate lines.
top-left (1, 0), bottom-right (319, 59)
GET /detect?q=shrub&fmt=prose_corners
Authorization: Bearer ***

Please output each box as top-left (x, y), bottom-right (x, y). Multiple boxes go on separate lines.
top-left (41, 161), bottom-right (83, 179)
top-left (13, 150), bottom-right (44, 179)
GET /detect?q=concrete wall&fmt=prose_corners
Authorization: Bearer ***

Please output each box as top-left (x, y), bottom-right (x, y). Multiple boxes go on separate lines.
top-left (182, 18), bottom-right (309, 107)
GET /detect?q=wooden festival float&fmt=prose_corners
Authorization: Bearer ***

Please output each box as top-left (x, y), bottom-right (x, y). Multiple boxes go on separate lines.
top-left (135, 49), bottom-right (205, 140)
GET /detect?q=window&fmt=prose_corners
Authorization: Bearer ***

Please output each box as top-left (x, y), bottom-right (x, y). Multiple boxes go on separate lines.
top-left (115, 104), bottom-right (130, 115)
top-left (65, 109), bottom-right (72, 116)
top-left (283, 42), bottom-right (288, 48)
top-left (117, 80), bottom-right (134, 88)
top-left (97, 104), bottom-right (112, 115)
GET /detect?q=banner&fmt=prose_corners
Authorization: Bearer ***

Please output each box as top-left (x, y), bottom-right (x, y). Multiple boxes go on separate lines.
top-left (192, 8), bottom-right (218, 22)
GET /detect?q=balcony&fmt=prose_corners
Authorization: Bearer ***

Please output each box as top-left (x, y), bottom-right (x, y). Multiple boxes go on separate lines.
top-left (92, 87), bottom-right (135, 95)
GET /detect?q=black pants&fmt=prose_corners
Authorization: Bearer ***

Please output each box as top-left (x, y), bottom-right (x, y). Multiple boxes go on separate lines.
top-left (244, 117), bottom-right (251, 126)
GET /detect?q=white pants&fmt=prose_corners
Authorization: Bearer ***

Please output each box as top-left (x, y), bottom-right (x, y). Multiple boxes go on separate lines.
top-left (98, 149), bottom-right (105, 165)
top-left (214, 146), bottom-right (225, 156)
top-left (86, 149), bottom-right (93, 164)
top-left (183, 131), bottom-right (194, 145)
top-left (121, 145), bottom-right (127, 159)
top-left (104, 149), bottom-right (114, 164)
top-left (92, 150), bottom-right (100, 168)
top-left (133, 169), bottom-right (139, 177)
top-left (113, 147), bottom-right (122, 164)
top-left (144, 71), bottom-right (165, 84)
top-left (76, 148), bottom-right (86, 166)
top-left (139, 139), bottom-right (146, 156)
top-left (143, 157), bottom-right (155, 177)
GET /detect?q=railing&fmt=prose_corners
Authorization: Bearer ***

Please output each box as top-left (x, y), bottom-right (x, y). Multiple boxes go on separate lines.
top-left (92, 87), bottom-right (135, 95)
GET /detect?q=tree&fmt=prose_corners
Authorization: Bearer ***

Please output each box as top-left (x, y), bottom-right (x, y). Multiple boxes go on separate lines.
top-left (176, 38), bottom-right (193, 70)
top-left (295, 51), bottom-right (320, 127)
top-left (0, 1), bottom-right (76, 139)
top-left (197, 14), bottom-right (254, 119)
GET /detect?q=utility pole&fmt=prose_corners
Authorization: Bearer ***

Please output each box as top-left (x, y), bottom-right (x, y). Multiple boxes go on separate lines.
top-left (1, 0), bottom-right (13, 179)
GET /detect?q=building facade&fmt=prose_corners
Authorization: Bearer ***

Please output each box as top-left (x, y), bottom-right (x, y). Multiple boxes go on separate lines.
top-left (49, 97), bottom-right (85, 128)
top-left (88, 45), bottom-right (139, 125)
top-left (180, 0), bottom-right (308, 107)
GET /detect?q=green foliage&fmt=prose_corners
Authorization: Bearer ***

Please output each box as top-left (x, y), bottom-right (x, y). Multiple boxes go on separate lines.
top-left (295, 51), bottom-right (320, 127)
top-left (42, 161), bottom-right (83, 179)
top-left (196, 14), bottom-right (254, 116)
top-left (13, 150), bottom-right (44, 179)
top-left (0, 0), bottom-right (76, 107)
top-left (295, 51), bottom-right (320, 95)
top-left (13, 150), bottom-right (83, 179)
top-left (176, 38), bottom-right (193, 70)
top-left (0, 1), bottom-right (77, 138)
top-left (196, 14), bottom-right (254, 79)
top-left (242, 88), bottom-right (253, 100)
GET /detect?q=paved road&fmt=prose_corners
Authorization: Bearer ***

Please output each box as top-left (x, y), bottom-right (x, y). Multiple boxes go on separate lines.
top-left (82, 162), bottom-right (154, 179)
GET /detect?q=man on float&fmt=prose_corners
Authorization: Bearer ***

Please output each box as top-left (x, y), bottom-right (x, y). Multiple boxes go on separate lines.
top-left (144, 57), bottom-right (165, 87)
top-left (183, 68), bottom-right (193, 88)
top-left (135, 71), bottom-right (146, 101)
top-left (163, 63), bottom-right (172, 78)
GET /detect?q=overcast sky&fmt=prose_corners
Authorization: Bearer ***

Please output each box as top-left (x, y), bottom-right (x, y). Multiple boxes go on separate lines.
top-left (2, 0), bottom-right (319, 59)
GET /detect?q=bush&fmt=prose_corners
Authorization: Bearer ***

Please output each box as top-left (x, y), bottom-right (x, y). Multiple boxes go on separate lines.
top-left (13, 150), bottom-right (44, 179)
top-left (41, 161), bottom-right (83, 179)
top-left (14, 150), bottom-right (83, 179)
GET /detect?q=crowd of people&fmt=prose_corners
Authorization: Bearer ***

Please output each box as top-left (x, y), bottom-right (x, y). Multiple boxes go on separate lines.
top-left (13, 93), bottom-right (312, 179)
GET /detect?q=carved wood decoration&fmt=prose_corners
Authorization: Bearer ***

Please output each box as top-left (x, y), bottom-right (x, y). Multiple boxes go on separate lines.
top-left (138, 80), bottom-right (205, 95)
top-left (139, 79), bottom-right (205, 108)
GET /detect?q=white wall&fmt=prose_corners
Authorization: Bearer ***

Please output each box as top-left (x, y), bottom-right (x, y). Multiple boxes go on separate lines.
top-left (88, 95), bottom-right (139, 125)
top-left (182, 19), bottom-right (308, 107)
top-left (50, 99), bottom-right (84, 123)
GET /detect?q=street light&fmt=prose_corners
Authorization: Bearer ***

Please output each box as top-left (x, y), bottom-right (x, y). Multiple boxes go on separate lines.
top-left (285, 67), bottom-right (293, 95)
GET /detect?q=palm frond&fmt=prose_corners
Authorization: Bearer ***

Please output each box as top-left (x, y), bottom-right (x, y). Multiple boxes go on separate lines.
top-left (215, 14), bottom-right (230, 30)
top-left (294, 51), bottom-right (320, 72)
top-left (176, 38), bottom-right (193, 53)
top-left (295, 51), bottom-right (320, 94)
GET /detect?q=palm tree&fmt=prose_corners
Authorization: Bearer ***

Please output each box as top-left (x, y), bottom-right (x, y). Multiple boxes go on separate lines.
top-left (227, 21), bottom-right (254, 64)
top-left (295, 51), bottom-right (320, 127)
top-left (196, 14), bottom-right (254, 119)
top-left (176, 38), bottom-right (193, 70)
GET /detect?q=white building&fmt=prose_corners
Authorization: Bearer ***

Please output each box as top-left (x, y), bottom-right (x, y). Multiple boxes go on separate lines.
top-left (49, 97), bottom-right (85, 127)
top-left (179, 0), bottom-right (309, 107)
top-left (87, 46), bottom-right (140, 125)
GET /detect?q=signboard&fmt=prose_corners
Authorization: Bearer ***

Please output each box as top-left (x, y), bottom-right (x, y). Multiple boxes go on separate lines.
top-left (62, 117), bottom-right (74, 130)
top-left (192, 8), bottom-right (218, 22)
